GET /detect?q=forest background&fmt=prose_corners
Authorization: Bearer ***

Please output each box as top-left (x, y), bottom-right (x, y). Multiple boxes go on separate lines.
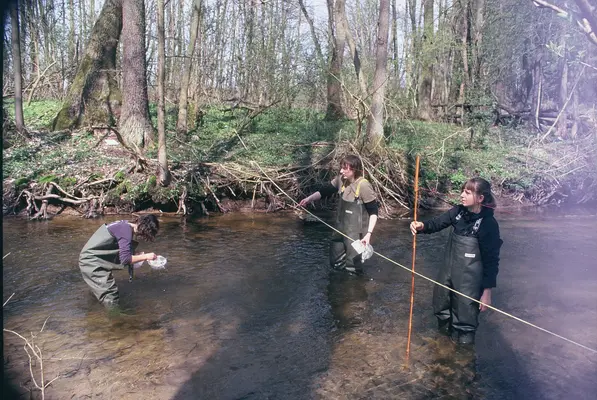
top-left (2, 0), bottom-right (597, 219)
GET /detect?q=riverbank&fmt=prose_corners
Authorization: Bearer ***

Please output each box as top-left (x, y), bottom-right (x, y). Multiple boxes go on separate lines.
top-left (3, 100), bottom-right (596, 219)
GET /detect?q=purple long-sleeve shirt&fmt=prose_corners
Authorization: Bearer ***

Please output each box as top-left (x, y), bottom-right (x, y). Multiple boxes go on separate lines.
top-left (107, 220), bottom-right (134, 265)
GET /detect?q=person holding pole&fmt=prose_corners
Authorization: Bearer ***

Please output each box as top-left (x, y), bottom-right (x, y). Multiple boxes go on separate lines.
top-left (410, 177), bottom-right (502, 345)
top-left (299, 154), bottom-right (378, 275)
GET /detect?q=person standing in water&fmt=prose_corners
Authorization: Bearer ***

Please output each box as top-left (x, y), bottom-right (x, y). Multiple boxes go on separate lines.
top-left (299, 154), bottom-right (378, 275)
top-left (410, 177), bottom-right (502, 345)
top-left (79, 214), bottom-right (160, 308)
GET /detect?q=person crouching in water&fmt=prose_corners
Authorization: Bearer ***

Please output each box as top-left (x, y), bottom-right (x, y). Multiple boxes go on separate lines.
top-left (79, 214), bottom-right (160, 308)
top-left (299, 154), bottom-right (378, 275)
top-left (410, 178), bottom-right (502, 345)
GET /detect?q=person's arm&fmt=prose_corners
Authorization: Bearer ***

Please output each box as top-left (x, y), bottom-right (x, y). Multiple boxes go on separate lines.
top-left (131, 253), bottom-right (157, 263)
top-left (478, 218), bottom-right (502, 311)
top-left (109, 223), bottom-right (157, 265)
top-left (361, 200), bottom-right (378, 246)
top-left (299, 179), bottom-right (338, 206)
top-left (410, 206), bottom-right (460, 235)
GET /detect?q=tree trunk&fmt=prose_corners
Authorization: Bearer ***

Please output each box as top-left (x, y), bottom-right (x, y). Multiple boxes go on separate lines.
top-left (10, 1), bottom-right (26, 134)
top-left (119, 0), bottom-right (154, 152)
top-left (69, 0), bottom-right (75, 66)
top-left (391, 0), bottom-right (398, 78)
top-left (176, 0), bottom-right (201, 133)
top-left (52, 0), bottom-right (123, 131)
top-left (458, 0), bottom-right (470, 124)
top-left (338, 1), bottom-right (368, 99)
top-left (471, 0), bottom-right (486, 86)
top-left (557, 39), bottom-right (568, 139)
top-left (325, 0), bottom-right (346, 120)
top-left (298, 0), bottom-right (325, 68)
top-left (418, 0), bottom-right (434, 120)
top-left (157, 0), bottom-right (171, 186)
top-left (366, 0), bottom-right (390, 144)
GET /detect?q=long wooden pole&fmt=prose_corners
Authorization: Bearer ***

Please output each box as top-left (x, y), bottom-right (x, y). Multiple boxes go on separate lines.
top-left (406, 155), bottom-right (420, 362)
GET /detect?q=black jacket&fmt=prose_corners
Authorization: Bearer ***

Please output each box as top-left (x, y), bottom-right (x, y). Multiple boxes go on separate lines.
top-left (420, 205), bottom-right (502, 289)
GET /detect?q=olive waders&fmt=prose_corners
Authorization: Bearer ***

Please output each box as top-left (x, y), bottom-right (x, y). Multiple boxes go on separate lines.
top-left (329, 178), bottom-right (370, 274)
top-left (79, 224), bottom-right (138, 308)
top-left (433, 215), bottom-right (484, 340)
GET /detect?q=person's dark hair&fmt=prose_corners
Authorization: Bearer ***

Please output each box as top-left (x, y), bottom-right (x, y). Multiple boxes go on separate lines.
top-left (340, 154), bottom-right (363, 179)
top-left (133, 214), bottom-right (160, 242)
top-left (462, 177), bottom-right (496, 208)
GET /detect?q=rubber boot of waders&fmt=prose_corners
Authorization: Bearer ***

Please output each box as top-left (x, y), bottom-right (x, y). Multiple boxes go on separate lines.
top-left (457, 331), bottom-right (475, 345)
top-left (438, 318), bottom-right (452, 336)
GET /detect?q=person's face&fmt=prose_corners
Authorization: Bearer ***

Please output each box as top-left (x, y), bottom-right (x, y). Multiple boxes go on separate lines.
top-left (460, 188), bottom-right (483, 208)
top-left (340, 164), bottom-right (355, 181)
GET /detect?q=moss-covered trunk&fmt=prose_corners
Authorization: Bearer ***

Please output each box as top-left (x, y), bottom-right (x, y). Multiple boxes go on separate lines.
top-left (52, 0), bottom-right (123, 131)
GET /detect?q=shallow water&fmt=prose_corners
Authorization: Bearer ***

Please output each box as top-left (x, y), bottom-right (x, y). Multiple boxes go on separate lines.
top-left (3, 210), bottom-right (597, 399)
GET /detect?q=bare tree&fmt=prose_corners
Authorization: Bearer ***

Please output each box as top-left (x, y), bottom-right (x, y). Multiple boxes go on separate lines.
top-left (157, 0), bottom-right (171, 185)
top-left (10, 0), bottom-right (26, 134)
top-left (418, 0), bottom-right (434, 120)
top-left (325, 0), bottom-right (347, 120)
top-left (176, 0), bottom-right (202, 133)
top-left (366, 0), bottom-right (390, 143)
top-left (119, 0), bottom-right (154, 152)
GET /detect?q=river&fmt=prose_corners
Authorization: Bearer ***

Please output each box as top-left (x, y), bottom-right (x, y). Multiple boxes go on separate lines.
top-left (3, 210), bottom-right (597, 399)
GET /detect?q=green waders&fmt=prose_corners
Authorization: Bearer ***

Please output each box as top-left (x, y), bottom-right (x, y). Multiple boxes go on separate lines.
top-left (329, 179), bottom-right (370, 274)
top-left (433, 230), bottom-right (484, 334)
top-left (79, 224), bottom-right (137, 308)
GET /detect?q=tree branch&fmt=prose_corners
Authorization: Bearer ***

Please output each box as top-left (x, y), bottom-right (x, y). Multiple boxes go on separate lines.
top-left (533, 0), bottom-right (597, 47)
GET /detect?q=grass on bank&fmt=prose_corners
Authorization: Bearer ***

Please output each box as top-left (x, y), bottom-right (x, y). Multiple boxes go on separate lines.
top-left (3, 100), bottom-right (595, 202)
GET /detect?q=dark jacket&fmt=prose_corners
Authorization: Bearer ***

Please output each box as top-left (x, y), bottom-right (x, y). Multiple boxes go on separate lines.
top-left (420, 205), bottom-right (502, 288)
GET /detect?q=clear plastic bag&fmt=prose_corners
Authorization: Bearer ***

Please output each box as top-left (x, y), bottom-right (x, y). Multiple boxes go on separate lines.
top-left (147, 255), bottom-right (167, 270)
top-left (351, 240), bottom-right (374, 261)
top-left (361, 244), bottom-right (374, 261)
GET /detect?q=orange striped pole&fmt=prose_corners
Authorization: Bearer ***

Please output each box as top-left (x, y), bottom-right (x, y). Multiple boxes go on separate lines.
top-left (406, 155), bottom-right (420, 363)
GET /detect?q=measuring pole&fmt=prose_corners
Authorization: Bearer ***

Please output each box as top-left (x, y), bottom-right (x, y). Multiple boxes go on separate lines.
top-left (406, 155), bottom-right (420, 362)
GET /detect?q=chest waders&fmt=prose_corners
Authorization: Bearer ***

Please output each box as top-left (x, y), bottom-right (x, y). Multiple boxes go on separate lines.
top-left (79, 224), bottom-right (138, 308)
top-left (329, 179), bottom-right (369, 273)
top-left (433, 216), bottom-right (484, 334)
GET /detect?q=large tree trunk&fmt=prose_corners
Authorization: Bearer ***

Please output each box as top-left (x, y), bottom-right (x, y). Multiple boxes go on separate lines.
top-left (176, 0), bottom-right (201, 133)
top-left (10, 1), bottom-right (26, 134)
top-left (418, 0), bottom-right (434, 120)
top-left (119, 0), bottom-right (154, 152)
top-left (52, 0), bottom-right (123, 131)
top-left (366, 0), bottom-right (390, 144)
top-left (325, 0), bottom-right (346, 120)
top-left (157, 0), bottom-right (171, 186)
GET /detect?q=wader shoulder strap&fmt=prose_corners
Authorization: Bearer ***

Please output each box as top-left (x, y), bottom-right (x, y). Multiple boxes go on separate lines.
top-left (340, 178), bottom-right (368, 199)
top-left (472, 218), bottom-right (483, 235)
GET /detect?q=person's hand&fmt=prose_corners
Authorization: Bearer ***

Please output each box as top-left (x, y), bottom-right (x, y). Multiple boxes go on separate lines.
top-left (144, 252), bottom-right (157, 261)
top-left (361, 232), bottom-right (372, 246)
top-left (479, 288), bottom-right (492, 312)
top-left (410, 221), bottom-right (424, 235)
top-left (298, 196), bottom-right (311, 207)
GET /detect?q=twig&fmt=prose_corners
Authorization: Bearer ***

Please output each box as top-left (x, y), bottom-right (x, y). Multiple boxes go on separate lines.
top-left (3, 292), bottom-right (15, 307)
top-left (3, 252), bottom-right (11, 260)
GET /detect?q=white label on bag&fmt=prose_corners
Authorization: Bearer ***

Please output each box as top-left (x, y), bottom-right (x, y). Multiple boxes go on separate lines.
top-left (345, 210), bottom-right (353, 214)
top-left (465, 253), bottom-right (476, 258)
